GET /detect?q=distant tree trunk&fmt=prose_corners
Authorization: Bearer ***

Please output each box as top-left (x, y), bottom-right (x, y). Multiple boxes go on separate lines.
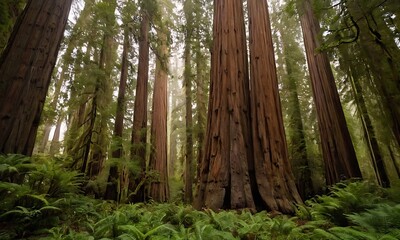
top-left (298, 0), bottom-right (362, 185)
top-left (39, 125), bottom-right (52, 153)
top-left (338, 45), bottom-right (390, 187)
top-left (282, 40), bottom-right (314, 199)
top-left (194, 38), bottom-right (207, 185)
top-left (130, 11), bottom-right (149, 202)
top-left (345, 1), bottom-right (400, 148)
top-left (148, 28), bottom-right (169, 202)
top-left (105, 28), bottom-right (129, 201)
top-left (38, 58), bottom-right (69, 153)
top-left (49, 115), bottom-right (63, 155)
top-left (195, 0), bottom-right (255, 210)
top-left (248, 0), bottom-right (302, 213)
top-left (0, 0), bottom-right (73, 155)
top-left (352, 74), bottom-right (389, 187)
top-left (184, 0), bottom-right (194, 204)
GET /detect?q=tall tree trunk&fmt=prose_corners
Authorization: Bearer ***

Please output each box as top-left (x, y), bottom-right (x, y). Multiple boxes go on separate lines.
top-left (49, 115), bottom-right (63, 155)
top-left (0, 0), bottom-right (73, 155)
top-left (148, 29), bottom-right (169, 202)
top-left (338, 45), bottom-right (390, 187)
top-left (184, 0), bottom-right (194, 204)
top-left (195, 38), bottom-right (207, 187)
top-left (105, 28), bottom-right (130, 201)
top-left (130, 11), bottom-right (150, 202)
top-left (297, 0), bottom-right (362, 185)
top-left (195, 0), bottom-right (255, 210)
top-left (281, 38), bottom-right (314, 199)
top-left (346, 1), bottom-right (400, 147)
top-left (248, 0), bottom-right (302, 213)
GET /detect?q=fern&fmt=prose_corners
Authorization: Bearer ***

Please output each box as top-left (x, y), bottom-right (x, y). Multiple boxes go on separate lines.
top-left (0, 154), bottom-right (35, 183)
top-left (307, 181), bottom-right (384, 226)
top-left (347, 204), bottom-right (400, 234)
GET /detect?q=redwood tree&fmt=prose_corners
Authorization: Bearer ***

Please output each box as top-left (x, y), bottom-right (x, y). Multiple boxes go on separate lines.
top-left (0, 0), bottom-right (73, 155)
top-left (195, 0), bottom-right (258, 211)
top-left (183, 0), bottom-right (194, 204)
top-left (130, 7), bottom-right (150, 202)
top-left (148, 28), bottom-right (169, 202)
top-left (297, 0), bottom-right (362, 185)
top-left (247, 0), bottom-right (302, 212)
top-left (105, 28), bottom-right (130, 201)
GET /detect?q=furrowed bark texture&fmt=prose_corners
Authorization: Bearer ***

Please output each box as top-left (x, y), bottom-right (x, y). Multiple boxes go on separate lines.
top-left (149, 29), bottom-right (169, 202)
top-left (248, 0), bottom-right (302, 213)
top-left (0, 0), bottom-right (73, 155)
top-left (298, 0), bottom-right (362, 185)
top-left (130, 11), bottom-right (149, 202)
top-left (195, 0), bottom-right (255, 210)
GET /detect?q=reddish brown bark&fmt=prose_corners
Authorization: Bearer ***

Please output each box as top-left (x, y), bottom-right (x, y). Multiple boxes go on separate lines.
top-left (298, 0), bottom-right (362, 185)
top-left (148, 29), bottom-right (169, 202)
top-left (130, 11), bottom-right (150, 202)
top-left (195, 0), bottom-right (255, 210)
top-left (0, 0), bottom-right (73, 155)
top-left (248, 0), bottom-right (302, 213)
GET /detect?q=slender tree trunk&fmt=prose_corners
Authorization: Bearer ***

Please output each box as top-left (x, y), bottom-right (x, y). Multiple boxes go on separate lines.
top-left (282, 40), bottom-right (314, 199)
top-left (49, 115), bottom-right (63, 155)
top-left (0, 0), bottom-right (73, 155)
top-left (339, 46), bottom-right (390, 187)
top-left (346, 1), bottom-right (400, 147)
top-left (105, 28), bottom-right (130, 201)
top-left (195, 0), bottom-right (255, 210)
top-left (130, 11), bottom-right (150, 202)
top-left (148, 29), bottom-right (169, 202)
top-left (39, 125), bottom-right (52, 153)
top-left (297, 0), bottom-right (362, 185)
top-left (184, 0), bottom-right (194, 203)
top-left (248, 0), bottom-right (302, 213)
top-left (195, 38), bottom-right (207, 186)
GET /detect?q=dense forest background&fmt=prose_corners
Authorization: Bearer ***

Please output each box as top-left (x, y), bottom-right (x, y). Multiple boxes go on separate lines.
top-left (0, 0), bottom-right (400, 239)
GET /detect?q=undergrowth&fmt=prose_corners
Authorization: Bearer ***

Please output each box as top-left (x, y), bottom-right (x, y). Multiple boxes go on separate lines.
top-left (1, 154), bottom-right (400, 239)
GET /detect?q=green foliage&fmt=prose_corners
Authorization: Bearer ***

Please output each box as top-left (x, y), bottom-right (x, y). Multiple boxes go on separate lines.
top-left (2, 160), bottom-right (400, 240)
top-left (306, 181), bottom-right (384, 226)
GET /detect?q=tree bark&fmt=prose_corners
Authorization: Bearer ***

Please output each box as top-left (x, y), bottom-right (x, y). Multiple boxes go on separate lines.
top-left (195, 0), bottom-right (255, 210)
top-left (184, 0), bottom-right (194, 204)
top-left (105, 28), bottom-right (130, 201)
top-left (49, 115), bottom-right (63, 155)
top-left (0, 0), bottom-right (73, 155)
top-left (130, 11), bottom-right (150, 202)
top-left (148, 28), bottom-right (169, 202)
top-left (248, 0), bottom-right (302, 213)
top-left (298, 0), bottom-right (362, 185)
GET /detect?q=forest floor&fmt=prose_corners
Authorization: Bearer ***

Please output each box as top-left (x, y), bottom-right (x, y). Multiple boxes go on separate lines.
top-left (1, 155), bottom-right (400, 239)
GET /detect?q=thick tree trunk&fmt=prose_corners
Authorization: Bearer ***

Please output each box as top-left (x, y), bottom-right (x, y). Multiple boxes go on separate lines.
top-left (298, 0), bottom-right (362, 185)
top-left (130, 11), bottom-right (150, 202)
top-left (248, 0), bottom-right (302, 213)
top-left (105, 28), bottom-right (129, 201)
top-left (148, 29), bottom-right (169, 202)
top-left (195, 0), bottom-right (255, 210)
top-left (0, 0), bottom-right (73, 155)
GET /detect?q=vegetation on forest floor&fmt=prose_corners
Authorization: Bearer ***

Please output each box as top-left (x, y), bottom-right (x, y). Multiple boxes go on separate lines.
top-left (1, 154), bottom-right (400, 240)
